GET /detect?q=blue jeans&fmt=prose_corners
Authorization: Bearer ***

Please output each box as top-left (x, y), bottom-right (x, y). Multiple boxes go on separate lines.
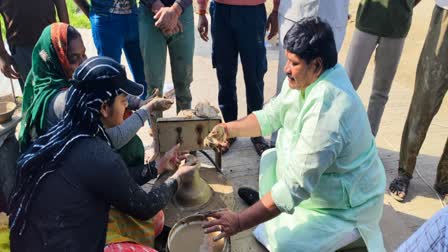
top-left (90, 12), bottom-right (147, 98)
top-left (210, 2), bottom-right (267, 122)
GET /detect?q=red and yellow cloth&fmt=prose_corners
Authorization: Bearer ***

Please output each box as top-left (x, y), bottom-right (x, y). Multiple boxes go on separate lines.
top-left (106, 208), bottom-right (164, 249)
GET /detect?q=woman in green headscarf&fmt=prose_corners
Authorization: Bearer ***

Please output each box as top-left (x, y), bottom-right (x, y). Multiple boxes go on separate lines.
top-left (19, 23), bottom-right (86, 151)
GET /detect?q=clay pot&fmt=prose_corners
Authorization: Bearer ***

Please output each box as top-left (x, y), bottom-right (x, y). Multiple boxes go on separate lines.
top-left (0, 102), bottom-right (16, 124)
top-left (173, 159), bottom-right (213, 210)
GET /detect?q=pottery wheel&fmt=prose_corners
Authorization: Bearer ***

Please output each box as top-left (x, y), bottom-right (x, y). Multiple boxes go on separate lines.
top-left (155, 167), bottom-right (235, 227)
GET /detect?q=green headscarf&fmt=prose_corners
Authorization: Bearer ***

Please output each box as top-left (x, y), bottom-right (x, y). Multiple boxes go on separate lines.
top-left (18, 23), bottom-right (71, 151)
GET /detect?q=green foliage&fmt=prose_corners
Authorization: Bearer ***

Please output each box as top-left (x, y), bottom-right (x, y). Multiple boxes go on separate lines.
top-left (0, 0), bottom-right (90, 42)
top-left (67, 0), bottom-right (91, 29)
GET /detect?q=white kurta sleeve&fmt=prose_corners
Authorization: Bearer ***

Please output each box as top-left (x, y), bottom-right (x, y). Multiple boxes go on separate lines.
top-left (253, 78), bottom-right (290, 136)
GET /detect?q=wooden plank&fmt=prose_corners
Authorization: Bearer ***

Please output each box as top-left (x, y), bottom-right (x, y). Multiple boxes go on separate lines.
top-left (156, 117), bottom-right (221, 152)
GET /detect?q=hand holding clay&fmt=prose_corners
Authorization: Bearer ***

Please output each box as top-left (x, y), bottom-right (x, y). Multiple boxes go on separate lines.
top-left (157, 144), bottom-right (187, 174)
top-left (147, 97), bottom-right (174, 112)
top-left (171, 155), bottom-right (198, 184)
top-left (137, 88), bottom-right (157, 106)
top-left (202, 209), bottom-right (241, 241)
top-left (203, 123), bottom-right (229, 151)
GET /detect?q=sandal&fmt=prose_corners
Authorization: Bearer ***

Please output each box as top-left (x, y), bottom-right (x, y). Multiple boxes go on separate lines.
top-left (389, 176), bottom-right (411, 202)
top-left (434, 185), bottom-right (448, 206)
top-left (251, 137), bottom-right (270, 156)
top-left (221, 137), bottom-right (236, 154)
top-left (238, 187), bottom-right (260, 206)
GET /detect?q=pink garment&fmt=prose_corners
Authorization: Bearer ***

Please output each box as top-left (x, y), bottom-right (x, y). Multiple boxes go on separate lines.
top-left (197, 0), bottom-right (279, 10)
top-left (105, 211), bottom-right (164, 251)
top-left (104, 242), bottom-right (158, 252)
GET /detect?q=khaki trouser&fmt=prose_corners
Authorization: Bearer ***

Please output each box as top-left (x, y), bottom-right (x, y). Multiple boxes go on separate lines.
top-left (345, 29), bottom-right (405, 136)
top-left (398, 5), bottom-right (448, 193)
top-left (138, 5), bottom-right (194, 113)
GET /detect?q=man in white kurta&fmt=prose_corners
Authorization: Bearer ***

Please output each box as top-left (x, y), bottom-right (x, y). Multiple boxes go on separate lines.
top-left (254, 64), bottom-right (386, 251)
top-left (271, 0), bottom-right (350, 145)
top-left (203, 17), bottom-right (386, 252)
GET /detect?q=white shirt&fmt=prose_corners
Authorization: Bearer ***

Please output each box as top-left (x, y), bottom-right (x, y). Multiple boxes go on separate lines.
top-left (278, 0), bottom-right (349, 51)
top-left (279, 0), bottom-right (349, 28)
top-left (436, 0), bottom-right (448, 9)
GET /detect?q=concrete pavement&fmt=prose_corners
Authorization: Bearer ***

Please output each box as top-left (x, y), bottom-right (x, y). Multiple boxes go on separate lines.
top-left (0, 0), bottom-right (446, 251)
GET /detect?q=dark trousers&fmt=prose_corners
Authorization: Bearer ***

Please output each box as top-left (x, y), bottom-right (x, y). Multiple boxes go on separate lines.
top-left (210, 2), bottom-right (267, 122)
top-left (11, 45), bottom-right (33, 91)
top-left (398, 5), bottom-right (448, 193)
top-left (0, 136), bottom-right (19, 213)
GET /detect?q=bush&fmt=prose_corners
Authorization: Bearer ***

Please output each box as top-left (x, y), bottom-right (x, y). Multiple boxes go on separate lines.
top-left (67, 0), bottom-right (91, 29)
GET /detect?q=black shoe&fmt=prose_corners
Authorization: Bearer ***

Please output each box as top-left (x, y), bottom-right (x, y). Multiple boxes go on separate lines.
top-left (251, 137), bottom-right (270, 156)
top-left (238, 187), bottom-right (260, 206)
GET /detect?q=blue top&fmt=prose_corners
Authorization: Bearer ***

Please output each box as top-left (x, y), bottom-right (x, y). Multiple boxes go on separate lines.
top-left (91, 0), bottom-right (137, 14)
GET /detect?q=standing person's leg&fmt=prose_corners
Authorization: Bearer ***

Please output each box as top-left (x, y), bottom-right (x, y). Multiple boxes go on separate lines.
top-left (270, 15), bottom-right (296, 146)
top-left (432, 7), bottom-right (448, 198)
top-left (138, 6), bottom-right (168, 100)
top-left (123, 13), bottom-right (148, 99)
top-left (210, 2), bottom-right (239, 123)
top-left (236, 4), bottom-right (269, 155)
top-left (236, 4), bottom-right (266, 116)
top-left (167, 6), bottom-right (195, 113)
top-left (90, 13), bottom-right (125, 62)
top-left (318, 0), bottom-right (349, 51)
top-left (271, 15), bottom-right (294, 146)
top-left (10, 46), bottom-right (33, 91)
top-left (435, 139), bottom-right (448, 200)
top-left (367, 36), bottom-right (405, 136)
top-left (275, 15), bottom-right (296, 95)
top-left (390, 5), bottom-right (448, 201)
top-left (0, 135), bottom-right (19, 213)
top-left (344, 28), bottom-right (378, 90)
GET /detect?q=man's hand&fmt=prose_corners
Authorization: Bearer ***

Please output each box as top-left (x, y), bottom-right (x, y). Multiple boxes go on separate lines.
top-left (266, 11), bottom-right (279, 40)
top-left (161, 20), bottom-right (184, 36)
top-left (0, 53), bottom-right (20, 79)
top-left (151, 0), bottom-right (164, 13)
top-left (154, 3), bottom-right (182, 32)
top-left (202, 209), bottom-right (242, 241)
top-left (203, 123), bottom-right (229, 151)
top-left (198, 14), bottom-right (209, 41)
